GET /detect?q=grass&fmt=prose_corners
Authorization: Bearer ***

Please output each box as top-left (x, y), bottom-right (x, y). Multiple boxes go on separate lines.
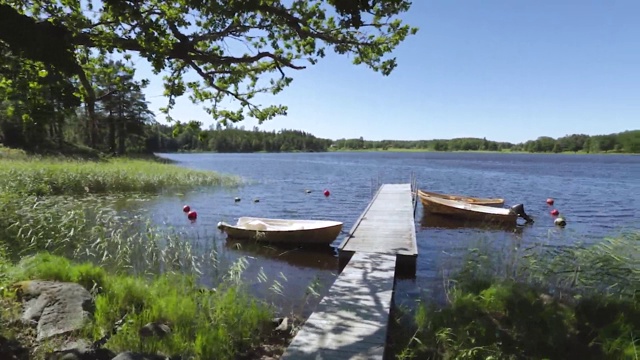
top-left (0, 192), bottom-right (221, 278)
top-left (0, 156), bottom-right (240, 196)
top-left (0, 152), bottom-right (287, 359)
top-left (397, 233), bottom-right (640, 360)
top-left (0, 252), bottom-right (275, 360)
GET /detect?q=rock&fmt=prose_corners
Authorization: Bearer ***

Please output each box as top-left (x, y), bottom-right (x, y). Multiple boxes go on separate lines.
top-left (13, 281), bottom-right (93, 341)
top-left (139, 322), bottom-right (172, 338)
top-left (272, 317), bottom-right (290, 332)
top-left (111, 352), bottom-right (174, 360)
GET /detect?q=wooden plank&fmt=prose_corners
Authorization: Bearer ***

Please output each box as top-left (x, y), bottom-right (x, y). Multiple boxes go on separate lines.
top-left (281, 253), bottom-right (396, 360)
top-left (339, 183), bottom-right (417, 256)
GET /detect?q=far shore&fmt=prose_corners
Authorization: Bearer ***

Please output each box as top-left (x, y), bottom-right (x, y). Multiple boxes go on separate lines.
top-left (327, 148), bottom-right (637, 155)
top-left (158, 148), bottom-right (637, 155)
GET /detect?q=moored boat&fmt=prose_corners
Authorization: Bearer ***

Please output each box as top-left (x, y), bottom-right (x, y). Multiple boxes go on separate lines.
top-left (217, 217), bottom-right (343, 245)
top-left (419, 195), bottom-right (533, 225)
top-left (417, 189), bottom-right (505, 207)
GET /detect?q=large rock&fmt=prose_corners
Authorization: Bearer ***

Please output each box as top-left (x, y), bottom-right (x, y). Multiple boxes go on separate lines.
top-left (13, 281), bottom-right (94, 341)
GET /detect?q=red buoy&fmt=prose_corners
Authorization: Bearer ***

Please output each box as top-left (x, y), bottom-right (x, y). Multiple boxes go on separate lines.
top-left (546, 198), bottom-right (554, 206)
top-left (183, 205), bottom-right (191, 213)
top-left (550, 209), bottom-right (559, 216)
top-left (187, 210), bottom-right (197, 220)
top-left (323, 189), bottom-right (330, 197)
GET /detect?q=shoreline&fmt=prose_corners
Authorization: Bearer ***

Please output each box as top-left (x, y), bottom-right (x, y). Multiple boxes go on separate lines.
top-left (154, 148), bottom-right (637, 155)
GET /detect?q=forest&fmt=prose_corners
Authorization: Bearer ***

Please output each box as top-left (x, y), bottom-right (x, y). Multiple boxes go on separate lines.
top-left (0, 0), bottom-right (637, 155)
top-left (332, 131), bottom-right (640, 154)
top-left (0, 0), bottom-right (416, 156)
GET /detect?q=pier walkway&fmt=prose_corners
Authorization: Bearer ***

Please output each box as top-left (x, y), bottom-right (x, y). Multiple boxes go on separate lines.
top-left (281, 183), bottom-right (417, 359)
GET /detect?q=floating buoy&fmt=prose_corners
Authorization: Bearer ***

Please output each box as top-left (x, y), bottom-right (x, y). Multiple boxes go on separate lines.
top-left (187, 210), bottom-right (197, 220)
top-left (546, 198), bottom-right (554, 206)
top-left (305, 189), bottom-right (312, 194)
top-left (182, 205), bottom-right (191, 213)
top-left (554, 217), bottom-right (566, 227)
top-left (323, 189), bottom-right (330, 197)
top-left (550, 209), bottom-right (559, 216)
top-left (234, 197), bottom-right (241, 202)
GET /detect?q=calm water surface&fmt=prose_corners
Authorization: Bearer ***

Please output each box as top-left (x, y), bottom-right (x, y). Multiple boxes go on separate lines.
top-left (149, 152), bottom-right (640, 313)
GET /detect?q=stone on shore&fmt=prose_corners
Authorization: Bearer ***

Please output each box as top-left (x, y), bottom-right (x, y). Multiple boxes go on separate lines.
top-left (13, 280), bottom-right (94, 341)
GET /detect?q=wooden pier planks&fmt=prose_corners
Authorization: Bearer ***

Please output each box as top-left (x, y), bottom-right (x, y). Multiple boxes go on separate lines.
top-left (339, 183), bottom-right (417, 257)
top-left (282, 183), bottom-right (417, 359)
top-left (281, 252), bottom-right (397, 359)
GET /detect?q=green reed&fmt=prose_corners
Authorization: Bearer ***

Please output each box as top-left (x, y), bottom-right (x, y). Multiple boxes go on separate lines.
top-left (0, 154), bottom-right (288, 359)
top-left (0, 157), bottom-right (240, 196)
top-left (0, 194), bottom-right (219, 277)
top-left (397, 233), bottom-right (640, 360)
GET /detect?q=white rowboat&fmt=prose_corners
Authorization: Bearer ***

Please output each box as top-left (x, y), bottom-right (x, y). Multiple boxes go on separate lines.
top-left (217, 217), bottom-right (343, 246)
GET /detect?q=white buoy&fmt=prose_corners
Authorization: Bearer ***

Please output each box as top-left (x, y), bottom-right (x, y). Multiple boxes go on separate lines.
top-left (554, 217), bottom-right (567, 227)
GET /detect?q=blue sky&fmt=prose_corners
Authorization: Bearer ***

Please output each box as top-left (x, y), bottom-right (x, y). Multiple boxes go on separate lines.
top-left (136, 0), bottom-right (640, 143)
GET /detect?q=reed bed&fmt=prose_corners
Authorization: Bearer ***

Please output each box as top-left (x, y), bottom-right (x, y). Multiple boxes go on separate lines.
top-left (397, 233), bottom-right (640, 360)
top-left (0, 157), bottom-right (240, 196)
top-left (0, 154), bottom-right (287, 359)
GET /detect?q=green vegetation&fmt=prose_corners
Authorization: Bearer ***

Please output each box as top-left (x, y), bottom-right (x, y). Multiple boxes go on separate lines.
top-left (0, 0), bottom-right (416, 154)
top-left (0, 154), bottom-right (288, 359)
top-left (0, 154), bottom-right (238, 269)
top-left (333, 130), bottom-right (640, 154)
top-left (1, 253), bottom-right (274, 359)
top-left (151, 122), bottom-right (334, 153)
top-left (397, 233), bottom-right (640, 359)
top-left (145, 126), bottom-right (640, 154)
top-left (0, 155), bottom-right (239, 197)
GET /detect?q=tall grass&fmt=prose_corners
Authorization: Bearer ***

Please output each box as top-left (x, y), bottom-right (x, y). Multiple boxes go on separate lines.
top-left (399, 233), bottom-right (640, 360)
top-left (0, 154), bottom-right (286, 359)
top-left (1, 253), bottom-right (274, 360)
top-left (0, 194), bottom-right (219, 277)
top-left (0, 157), bottom-right (240, 196)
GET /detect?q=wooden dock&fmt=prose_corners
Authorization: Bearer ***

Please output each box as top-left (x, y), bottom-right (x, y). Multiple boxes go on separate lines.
top-left (281, 183), bottom-right (417, 359)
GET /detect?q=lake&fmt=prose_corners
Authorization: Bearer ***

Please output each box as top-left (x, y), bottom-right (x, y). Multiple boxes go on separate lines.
top-left (150, 152), bottom-right (640, 314)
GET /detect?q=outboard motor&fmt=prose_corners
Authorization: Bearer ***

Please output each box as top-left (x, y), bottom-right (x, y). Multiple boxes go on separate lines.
top-left (509, 204), bottom-right (534, 224)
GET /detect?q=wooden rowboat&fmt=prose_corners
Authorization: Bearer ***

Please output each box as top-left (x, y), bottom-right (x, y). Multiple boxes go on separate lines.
top-left (419, 195), bottom-right (533, 225)
top-left (417, 189), bottom-right (505, 207)
top-left (217, 217), bottom-right (343, 246)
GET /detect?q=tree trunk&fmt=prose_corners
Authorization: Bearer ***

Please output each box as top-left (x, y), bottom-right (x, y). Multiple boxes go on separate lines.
top-left (117, 100), bottom-right (126, 155)
top-left (107, 111), bottom-right (116, 155)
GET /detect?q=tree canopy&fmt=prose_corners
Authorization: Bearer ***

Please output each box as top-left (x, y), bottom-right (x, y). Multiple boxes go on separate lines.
top-left (332, 130), bottom-right (640, 154)
top-left (0, 0), bottom-right (417, 126)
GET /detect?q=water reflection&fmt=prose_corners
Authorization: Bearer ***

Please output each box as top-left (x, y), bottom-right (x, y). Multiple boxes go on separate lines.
top-left (420, 212), bottom-right (525, 234)
top-left (224, 240), bottom-right (339, 271)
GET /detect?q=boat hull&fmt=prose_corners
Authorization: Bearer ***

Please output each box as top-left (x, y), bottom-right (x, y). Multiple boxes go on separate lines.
top-left (218, 217), bottom-right (343, 246)
top-left (417, 189), bottom-right (505, 207)
top-left (420, 194), bottom-right (517, 225)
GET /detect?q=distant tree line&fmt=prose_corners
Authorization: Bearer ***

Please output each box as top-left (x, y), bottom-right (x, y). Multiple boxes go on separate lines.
top-left (147, 123), bottom-right (333, 153)
top-left (332, 131), bottom-right (640, 154)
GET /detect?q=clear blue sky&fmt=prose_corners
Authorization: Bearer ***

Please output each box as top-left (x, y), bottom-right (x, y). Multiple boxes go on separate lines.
top-left (137, 0), bottom-right (640, 143)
